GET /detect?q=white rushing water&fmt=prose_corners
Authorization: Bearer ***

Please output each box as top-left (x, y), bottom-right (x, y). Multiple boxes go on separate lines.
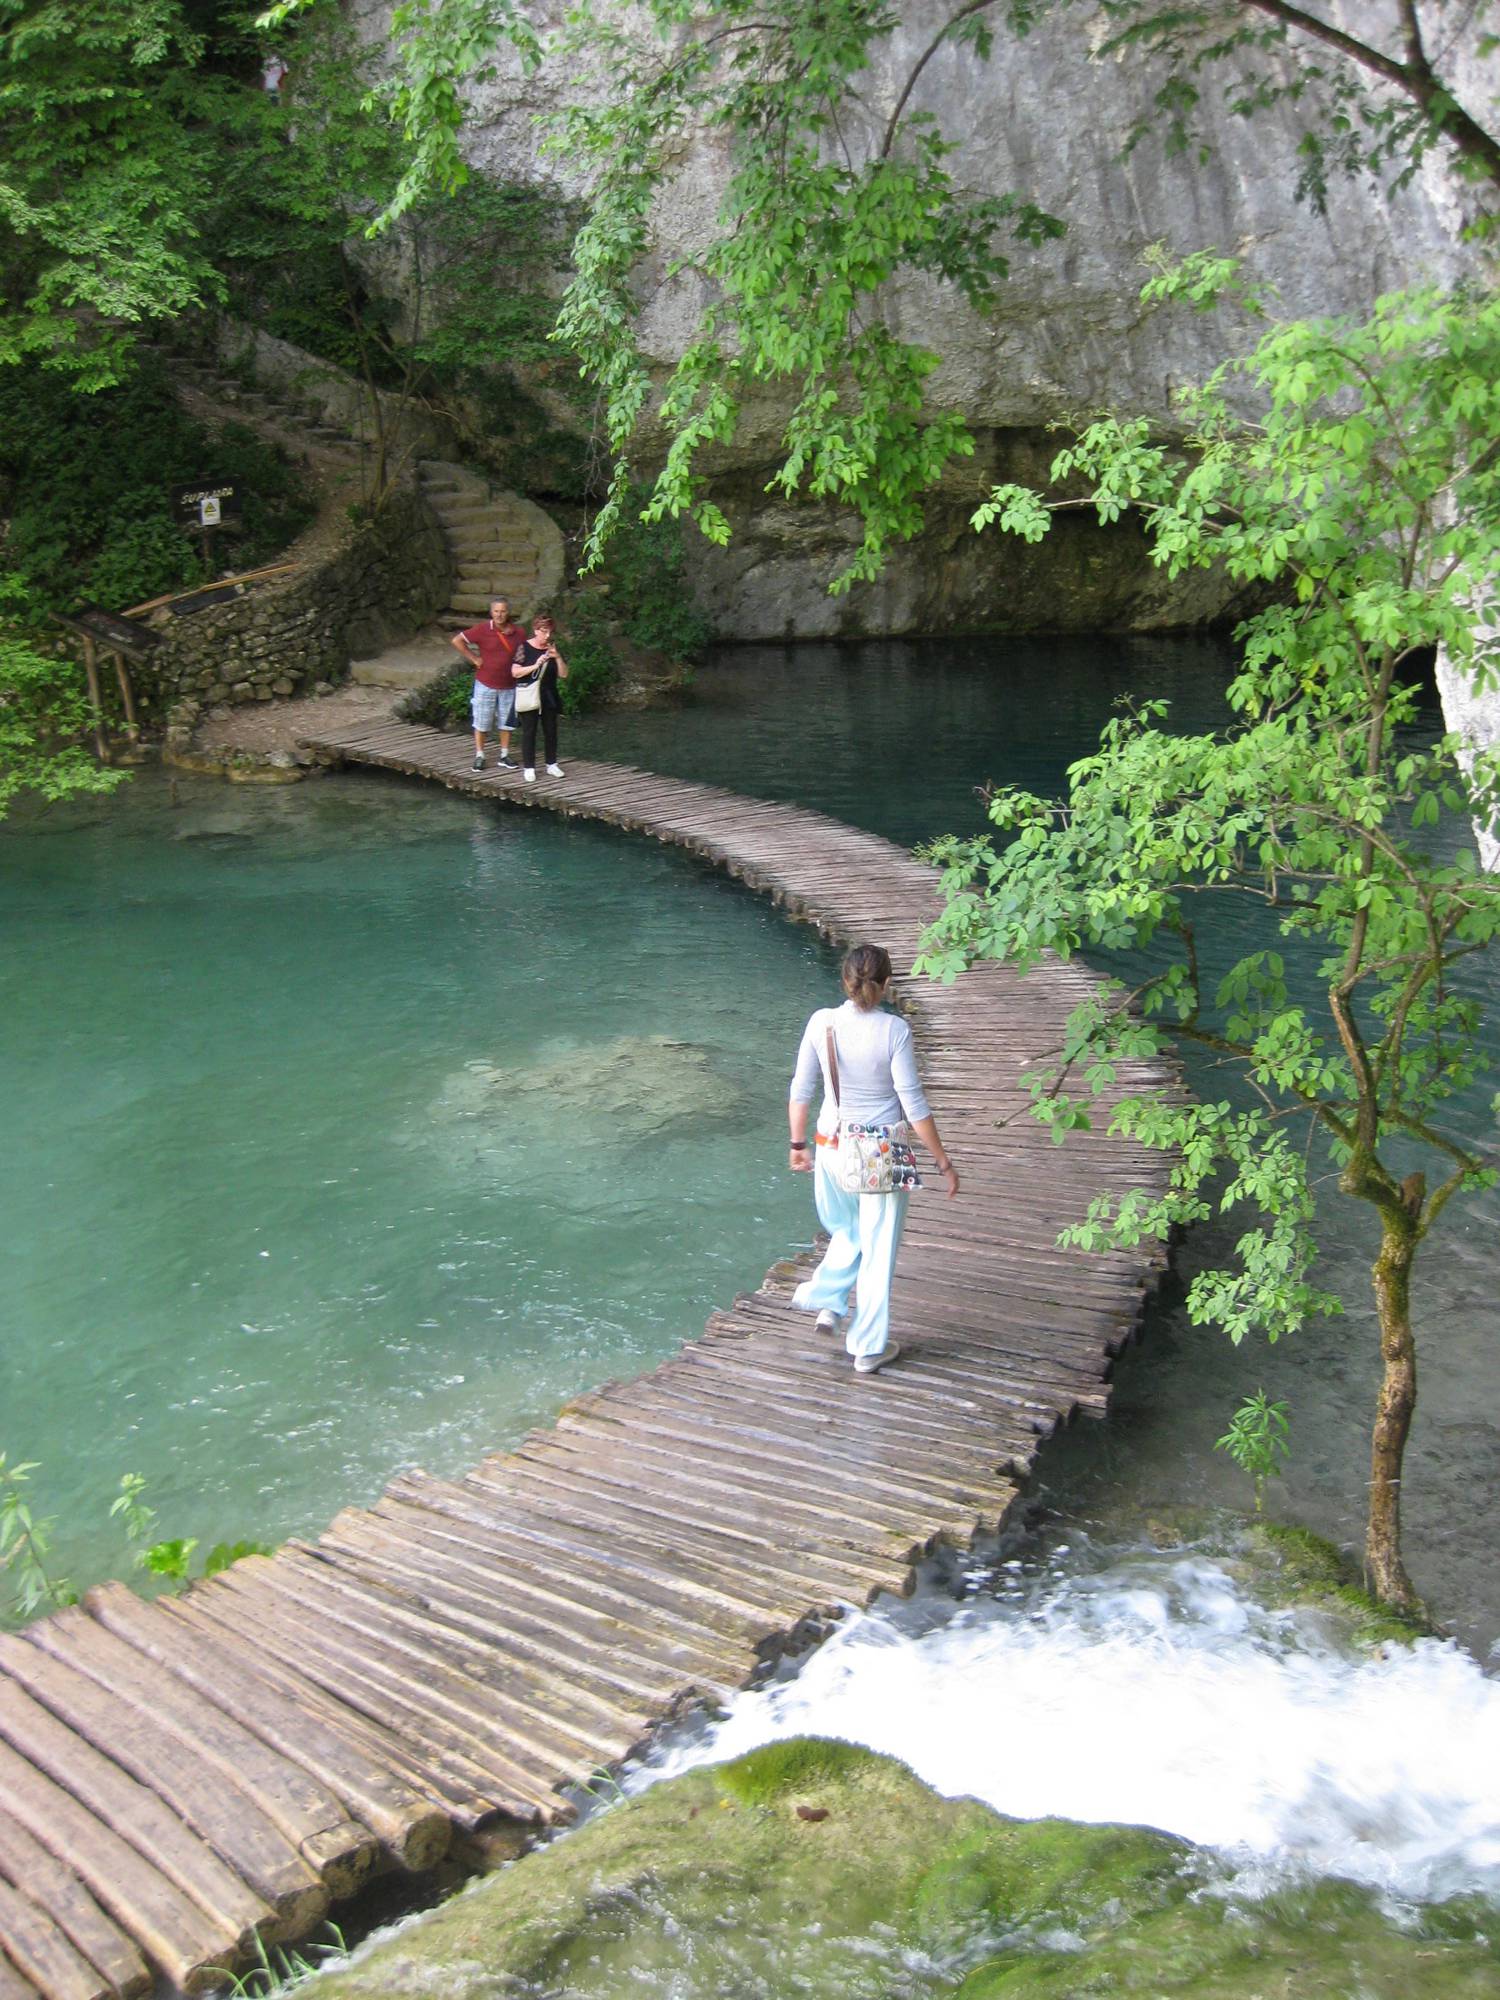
top-left (635, 1537), bottom-right (1500, 1909)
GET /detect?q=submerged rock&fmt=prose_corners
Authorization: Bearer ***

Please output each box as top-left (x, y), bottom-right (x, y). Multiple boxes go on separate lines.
top-left (428, 1033), bottom-right (738, 1142)
top-left (316, 1741), bottom-right (1498, 1999)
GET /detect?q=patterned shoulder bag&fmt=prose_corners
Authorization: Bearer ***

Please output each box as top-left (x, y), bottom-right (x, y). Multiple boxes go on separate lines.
top-left (825, 1024), bottom-right (923, 1195)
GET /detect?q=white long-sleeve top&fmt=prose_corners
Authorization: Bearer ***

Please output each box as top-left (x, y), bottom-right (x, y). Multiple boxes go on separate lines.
top-left (789, 1000), bottom-right (931, 1135)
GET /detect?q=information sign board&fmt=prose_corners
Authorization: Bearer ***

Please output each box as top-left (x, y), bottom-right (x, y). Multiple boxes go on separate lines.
top-left (51, 603), bottom-right (161, 657)
top-left (171, 479), bottom-right (242, 530)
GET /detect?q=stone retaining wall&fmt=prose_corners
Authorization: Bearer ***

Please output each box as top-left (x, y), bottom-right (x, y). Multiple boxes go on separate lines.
top-left (151, 487), bottom-right (451, 754)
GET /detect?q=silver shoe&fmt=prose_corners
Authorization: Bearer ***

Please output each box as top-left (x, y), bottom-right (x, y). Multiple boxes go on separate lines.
top-left (854, 1340), bottom-right (901, 1375)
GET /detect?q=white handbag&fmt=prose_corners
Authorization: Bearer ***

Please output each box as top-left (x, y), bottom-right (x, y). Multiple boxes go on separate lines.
top-left (825, 1027), bottom-right (922, 1194)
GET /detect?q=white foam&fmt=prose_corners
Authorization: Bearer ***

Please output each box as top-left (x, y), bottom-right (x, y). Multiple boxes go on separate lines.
top-left (638, 1548), bottom-right (1500, 1907)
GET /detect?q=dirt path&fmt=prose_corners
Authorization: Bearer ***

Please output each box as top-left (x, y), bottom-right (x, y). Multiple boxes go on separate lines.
top-left (192, 682), bottom-right (404, 757)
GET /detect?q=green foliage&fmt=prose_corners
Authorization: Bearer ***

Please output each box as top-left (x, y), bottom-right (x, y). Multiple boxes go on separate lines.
top-left (224, 1923), bottom-right (348, 1999)
top-left (552, 3), bottom-right (1063, 589)
top-left (217, 16), bottom-right (580, 499)
top-left (921, 276), bottom-right (1500, 1602)
top-left (324, 0), bottom-right (1062, 584)
top-left (0, 1454), bottom-right (73, 1618)
top-left (139, 1532), bottom-right (273, 1581)
top-left (715, 1736), bottom-right (878, 1807)
top-left (1215, 1389), bottom-right (1290, 1511)
top-left (0, 628), bottom-right (129, 820)
top-left (598, 497), bottom-right (712, 663)
top-left (397, 660), bottom-right (475, 732)
top-left (109, 1471), bottom-right (156, 1549)
top-left (0, 354), bottom-right (315, 616)
top-left (0, 1457), bottom-right (271, 1626)
top-left (1077, 2), bottom-right (1500, 219)
top-left (3, 0), bottom-right (579, 507)
top-left (204, 1538), bottom-right (275, 1576)
top-left (556, 596), bottom-right (618, 715)
top-left (141, 1535), bottom-right (199, 1580)
top-left (293, 0), bottom-right (1500, 603)
top-left (463, 369), bottom-right (591, 501)
top-left (0, 0), bottom-right (285, 383)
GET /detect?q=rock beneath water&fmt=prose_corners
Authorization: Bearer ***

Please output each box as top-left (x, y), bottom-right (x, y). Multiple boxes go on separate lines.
top-left (161, 745), bottom-right (307, 785)
top-left (314, 1741), bottom-right (1498, 1998)
top-left (429, 1034), bottom-right (736, 1142)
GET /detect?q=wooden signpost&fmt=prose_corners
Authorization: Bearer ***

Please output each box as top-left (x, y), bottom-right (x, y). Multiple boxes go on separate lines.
top-left (49, 605), bottom-right (160, 762)
top-left (171, 478), bottom-right (242, 574)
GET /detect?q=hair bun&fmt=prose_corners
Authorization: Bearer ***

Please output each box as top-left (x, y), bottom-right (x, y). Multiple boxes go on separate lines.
top-left (841, 943), bottom-right (892, 1009)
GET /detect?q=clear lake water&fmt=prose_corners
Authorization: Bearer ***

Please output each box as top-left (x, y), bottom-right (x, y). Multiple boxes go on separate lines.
top-left (0, 766), bottom-right (829, 1596)
top-left (3, 631), bottom-right (1496, 1665)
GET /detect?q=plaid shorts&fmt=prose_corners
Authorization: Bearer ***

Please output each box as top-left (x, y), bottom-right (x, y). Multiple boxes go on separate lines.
top-left (471, 680), bottom-right (516, 731)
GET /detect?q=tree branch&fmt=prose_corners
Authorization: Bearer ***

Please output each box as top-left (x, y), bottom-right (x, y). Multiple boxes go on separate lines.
top-left (881, 0), bottom-right (996, 159)
top-left (1239, 0), bottom-right (1500, 188)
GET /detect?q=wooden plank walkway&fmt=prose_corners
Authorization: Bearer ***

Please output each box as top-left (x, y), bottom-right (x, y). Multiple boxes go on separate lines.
top-left (0, 722), bottom-right (1178, 1997)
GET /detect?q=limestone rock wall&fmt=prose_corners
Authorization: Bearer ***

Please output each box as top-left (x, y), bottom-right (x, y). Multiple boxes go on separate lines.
top-left (429, 0), bottom-right (1488, 637)
top-left (150, 486), bottom-right (452, 753)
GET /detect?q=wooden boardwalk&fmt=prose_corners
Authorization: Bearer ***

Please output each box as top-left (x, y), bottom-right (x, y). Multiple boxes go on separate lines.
top-left (0, 723), bottom-right (1176, 1998)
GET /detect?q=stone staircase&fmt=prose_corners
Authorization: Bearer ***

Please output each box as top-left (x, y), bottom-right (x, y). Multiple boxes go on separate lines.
top-left (348, 632), bottom-right (458, 693)
top-left (164, 347), bottom-right (569, 698)
top-left (417, 461), bottom-right (566, 629)
top-left (169, 351), bottom-right (364, 455)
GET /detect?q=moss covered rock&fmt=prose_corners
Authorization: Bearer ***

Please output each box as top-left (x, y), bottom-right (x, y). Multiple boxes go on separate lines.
top-left (315, 1739), bottom-right (1496, 1999)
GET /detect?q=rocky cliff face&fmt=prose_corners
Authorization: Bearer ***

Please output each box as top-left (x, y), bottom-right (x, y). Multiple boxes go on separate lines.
top-left (427, 1), bottom-right (1485, 640)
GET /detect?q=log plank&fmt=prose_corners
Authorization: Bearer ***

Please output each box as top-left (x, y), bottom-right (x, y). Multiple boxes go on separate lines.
top-left (0, 1817), bottom-right (149, 2000)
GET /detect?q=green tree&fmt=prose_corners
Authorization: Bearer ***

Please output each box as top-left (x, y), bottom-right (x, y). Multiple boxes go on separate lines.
top-left (219, 12), bottom-right (576, 501)
top-left (0, 0), bottom-right (281, 385)
top-left (275, 0), bottom-right (1499, 577)
top-left (0, 629), bottom-right (128, 819)
top-left (1079, 1), bottom-right (1500, 216)
top-left (267, 0), bottom-right (1065, 580)
top-left (918, 272), bottom-right (1500, 1611)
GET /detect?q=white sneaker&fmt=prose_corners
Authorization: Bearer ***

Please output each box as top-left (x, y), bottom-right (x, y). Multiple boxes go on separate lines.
top-left (815, 1309), bottom-right (841, 1333)
top-left (523, 768), bottom-right (536, 784)
top-left (546, 763), bottom-right (565, 778)
top-left (854, 1340), bottom-right (902, 1376)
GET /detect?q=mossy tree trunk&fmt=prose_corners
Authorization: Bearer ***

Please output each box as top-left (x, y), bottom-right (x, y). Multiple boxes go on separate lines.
top-left (1363, 1179), bottom-right (1424, 1615)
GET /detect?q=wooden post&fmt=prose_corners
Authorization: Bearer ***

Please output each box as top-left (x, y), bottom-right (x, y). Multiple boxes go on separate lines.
top-left (80, 635), bottom-right (109, 765)
top-left (111, 649), bottom-right (140, 746)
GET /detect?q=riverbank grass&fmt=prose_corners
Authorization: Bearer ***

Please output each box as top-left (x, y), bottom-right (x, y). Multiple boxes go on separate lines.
top-left (1255, 1522), bottom-right (1434, 1648)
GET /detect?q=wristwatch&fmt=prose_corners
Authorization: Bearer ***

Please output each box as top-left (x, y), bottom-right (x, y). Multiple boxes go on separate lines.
top-left (789, 1139), bottom-right (811, 1151)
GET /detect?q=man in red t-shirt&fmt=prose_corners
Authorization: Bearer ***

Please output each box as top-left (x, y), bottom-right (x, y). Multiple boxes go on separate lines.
top-left (452, 597), bottom-right (526, 771)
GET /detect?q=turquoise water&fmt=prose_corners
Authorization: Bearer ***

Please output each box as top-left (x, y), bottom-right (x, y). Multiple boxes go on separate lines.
top-left (0, 769), bottom-right (827, 1601)
top-left (5, 633), bottom-right (1496, 1648)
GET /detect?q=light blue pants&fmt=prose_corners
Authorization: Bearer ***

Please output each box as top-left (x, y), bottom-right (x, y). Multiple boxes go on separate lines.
top-left (793, 1148), bottom-right (911, 1359)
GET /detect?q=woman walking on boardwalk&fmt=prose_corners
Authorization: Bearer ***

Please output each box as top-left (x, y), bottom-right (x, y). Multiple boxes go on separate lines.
top-left (788, 943), bottom-right (959, 1375)
top-left (511, 611), bottom-right (569, 783)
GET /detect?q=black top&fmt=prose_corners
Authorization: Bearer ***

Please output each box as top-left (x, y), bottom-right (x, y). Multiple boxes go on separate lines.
top-left (514, 639), bottom-right (562, 714)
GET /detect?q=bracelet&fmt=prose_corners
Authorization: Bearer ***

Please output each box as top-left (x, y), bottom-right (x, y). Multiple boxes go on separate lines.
top-left (936, 1157), bottom-right (953, 1172)
top-left (789, 1139), bottom-right (811, 1151)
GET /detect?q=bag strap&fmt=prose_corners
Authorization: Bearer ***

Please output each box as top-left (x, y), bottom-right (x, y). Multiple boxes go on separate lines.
top-left (824, 1023), bottom-right (841, 1112)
